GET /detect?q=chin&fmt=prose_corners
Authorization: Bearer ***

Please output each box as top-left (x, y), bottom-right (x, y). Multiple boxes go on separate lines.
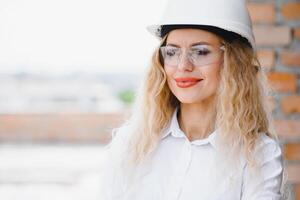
top-left (174, 91), bottom-right (216, 104)
top-left (176, 96), bottom-right (204, 104)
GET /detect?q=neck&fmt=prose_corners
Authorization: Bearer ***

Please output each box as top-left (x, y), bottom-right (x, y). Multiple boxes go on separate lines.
top-left (178, 96), bottom-right (217, 141)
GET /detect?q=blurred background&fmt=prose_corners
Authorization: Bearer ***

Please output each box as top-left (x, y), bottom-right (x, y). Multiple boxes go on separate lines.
top-left (0, 0), bottom-right (299, 199)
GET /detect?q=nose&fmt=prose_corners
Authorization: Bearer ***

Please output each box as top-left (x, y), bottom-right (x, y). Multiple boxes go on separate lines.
top-left (177, 51), bottom-right (194, 71)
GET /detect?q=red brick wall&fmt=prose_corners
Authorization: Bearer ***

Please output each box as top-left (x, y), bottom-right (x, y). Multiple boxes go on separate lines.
top-left (248, 1), bottom-right (300, 199)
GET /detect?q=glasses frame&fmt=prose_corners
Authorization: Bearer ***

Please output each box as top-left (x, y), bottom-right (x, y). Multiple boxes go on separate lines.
top-left (159, 45), bottom-right (225, 67)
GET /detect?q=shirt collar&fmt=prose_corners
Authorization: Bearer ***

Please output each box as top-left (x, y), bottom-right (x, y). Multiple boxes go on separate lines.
top-left (160, 106), bottom-right (218, 148)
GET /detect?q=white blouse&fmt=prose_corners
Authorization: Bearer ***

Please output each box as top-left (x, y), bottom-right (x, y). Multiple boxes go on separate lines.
top-left (100, 107), bottom-right (284, 200)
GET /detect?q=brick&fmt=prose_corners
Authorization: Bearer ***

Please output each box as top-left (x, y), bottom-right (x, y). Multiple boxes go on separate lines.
top-left (281, 2), bottom-right (300, 20)
top-left (281, 96), bottom-right (300, 114)
top-left (257, 49), bottom-right (275, 69)
top-left (284, 143), bottom-right (300, 161)
top-left (286, 164), bottom-right (300, 184)
top-left (295, 28), bottom-right (300, 41)
top-left (280, 51), bottom-right (300, 67)
top-left (247, 3), bottom-right (275, 24)
top-left (253, 26), bottom-right (291, 46)
top-left (267, 72), bottom-right (297, 93)
top-left (296, 185), bottom-right (300, 200)
top-left (274, 120), bottom-right (300, 140)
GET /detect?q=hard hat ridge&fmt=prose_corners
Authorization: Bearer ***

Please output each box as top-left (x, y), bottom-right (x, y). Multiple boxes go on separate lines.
top-left (147, 0), bottom-right (255, 49)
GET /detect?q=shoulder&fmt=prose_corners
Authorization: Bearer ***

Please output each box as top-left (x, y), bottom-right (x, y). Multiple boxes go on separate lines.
top-left (100, 124), bottom-right (134, 199)
top-left (102, 124), bottom-right (135, 164)
top-left (240, 133), bottom-right (283, 171)
top-left (105, 123), bottom-right (134, 148)
top-left (255, 133), bottom-right (282, 161)
top-left (248, 132), bottom-right (283, 174)
top-left (240, 133), bottom-right (284, 198)
top-left (101, 124), bottom-right (134, 176)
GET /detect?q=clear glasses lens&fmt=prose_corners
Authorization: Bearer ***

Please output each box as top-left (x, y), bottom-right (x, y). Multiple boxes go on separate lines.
top-left (160, 45), bottom-right (224, 67)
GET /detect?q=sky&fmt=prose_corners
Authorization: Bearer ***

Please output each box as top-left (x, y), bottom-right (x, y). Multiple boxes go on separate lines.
top-left (0, 0), bottom-right (168, 75)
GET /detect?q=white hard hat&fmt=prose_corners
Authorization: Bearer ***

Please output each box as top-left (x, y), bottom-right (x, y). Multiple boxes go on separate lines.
top-left (147, 0), bottom-right (256, 49)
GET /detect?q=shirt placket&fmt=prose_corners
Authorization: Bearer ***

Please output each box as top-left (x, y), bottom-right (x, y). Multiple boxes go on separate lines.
top-left (167, 140), bottom-right (193, 200)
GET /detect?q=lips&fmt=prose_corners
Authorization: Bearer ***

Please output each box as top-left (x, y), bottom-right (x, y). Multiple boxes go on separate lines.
top-left (174, 77), bottom-right (203, 88)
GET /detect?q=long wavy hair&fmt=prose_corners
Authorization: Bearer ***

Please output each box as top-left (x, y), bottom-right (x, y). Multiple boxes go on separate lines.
top-left (114, 31), bottom-right (282, 187)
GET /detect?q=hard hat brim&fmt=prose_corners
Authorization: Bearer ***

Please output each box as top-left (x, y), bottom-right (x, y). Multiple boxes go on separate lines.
top-left (146, 22), bottom-right (256, 50)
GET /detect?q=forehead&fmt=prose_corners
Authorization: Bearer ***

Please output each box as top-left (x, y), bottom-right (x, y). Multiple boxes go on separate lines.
top-left (166, 28), bottom-right (221, 46)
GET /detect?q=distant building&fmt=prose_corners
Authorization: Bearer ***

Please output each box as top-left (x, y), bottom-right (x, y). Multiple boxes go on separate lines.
top-left (0, 72), bottom-right (139, 113)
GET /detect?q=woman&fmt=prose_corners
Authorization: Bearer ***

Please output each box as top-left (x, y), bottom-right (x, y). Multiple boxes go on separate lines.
top-left (100, 0), bottom-right (285, 199)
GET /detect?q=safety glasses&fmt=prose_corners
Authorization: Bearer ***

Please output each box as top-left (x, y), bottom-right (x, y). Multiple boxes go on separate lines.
top-left (160, 44), bottom-right (225, 67)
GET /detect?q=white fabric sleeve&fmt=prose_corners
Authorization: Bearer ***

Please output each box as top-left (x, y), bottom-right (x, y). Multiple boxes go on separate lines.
top-left (241, 134), bottom-right (284, 200)
top-left (99, 125), bottom-right (132, 200)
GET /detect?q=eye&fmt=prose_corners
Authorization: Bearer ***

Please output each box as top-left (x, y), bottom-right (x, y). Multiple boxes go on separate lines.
top-left (166, 49), bottom-right (175, 56)
top-left (194, 49), bottom-right (210, 56)
top-left (165, 48), bottom-right (178, 57)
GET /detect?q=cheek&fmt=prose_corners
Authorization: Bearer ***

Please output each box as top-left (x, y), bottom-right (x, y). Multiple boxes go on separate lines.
top-left (164, 66), bottom-right (173, 74)
top-left (164, 67), bottom-right (175, 82)
top-left (201, 65), bottom-right (222, 95)
top-left (206, 64), bottom-right (221, 84)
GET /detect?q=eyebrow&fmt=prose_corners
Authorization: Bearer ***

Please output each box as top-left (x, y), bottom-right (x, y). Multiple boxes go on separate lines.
top-left (166, 41), bottom-right (213, 47)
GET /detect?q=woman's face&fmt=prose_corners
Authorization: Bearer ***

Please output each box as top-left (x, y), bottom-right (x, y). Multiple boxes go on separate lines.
top-left (162, 28), bottom-right (224, 104)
